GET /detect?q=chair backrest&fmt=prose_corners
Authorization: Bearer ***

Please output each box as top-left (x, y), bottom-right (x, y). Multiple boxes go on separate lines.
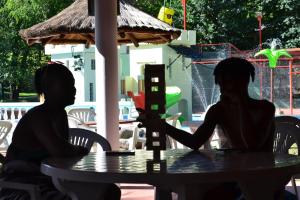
top-left (0, 153), bottom-right (4, 164)
top-left (273, 116), bottom-right (300, 154)
top-left (165, 113), bottom-right (182, 149)
top-left (67, 114), bottom-right (83, 128)
top-left (0, 153), bottom-right (41, 200)
top-left (0, 121), bottom-right (12, 145)
top-left (69, 128), bottom-right (111, 152)
top-left (68, 108), bottom-right (96, 123)
top-left (120, 125), bottom-right (142, 150)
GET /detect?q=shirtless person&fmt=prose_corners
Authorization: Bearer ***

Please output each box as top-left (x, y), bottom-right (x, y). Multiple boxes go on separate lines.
top-left (1, 63), bottom-right (121, 200)
top-left (138, 57), bottom-right (275, 199)
top-left (166, 57), bottom-right (275, 152)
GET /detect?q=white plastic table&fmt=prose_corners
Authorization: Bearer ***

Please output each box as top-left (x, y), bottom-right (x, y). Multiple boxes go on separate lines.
top-left (41, 149), bottom-right (300, 200)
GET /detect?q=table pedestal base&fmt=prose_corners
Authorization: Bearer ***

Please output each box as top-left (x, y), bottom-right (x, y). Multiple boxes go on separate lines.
top-left (239, 176), bottom-right (289, 200)
top-left (52, 178), bottom-right (110, 200)
top-left (156, 183), bottom-right (216, 200)
top-left (166, 176), bottom-right (290, 200)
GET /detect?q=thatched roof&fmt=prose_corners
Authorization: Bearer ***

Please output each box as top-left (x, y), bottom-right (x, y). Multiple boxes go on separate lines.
top-left (19, 0), bottom-right (181, 47)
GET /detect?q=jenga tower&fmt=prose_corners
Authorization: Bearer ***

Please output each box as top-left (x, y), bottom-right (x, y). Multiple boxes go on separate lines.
top-left (144, 64), bottom-right (166, 161)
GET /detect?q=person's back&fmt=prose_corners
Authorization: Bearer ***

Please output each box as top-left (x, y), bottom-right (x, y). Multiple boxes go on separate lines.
top-left (5, 104), bottom-right (69, 164)
top-left (207, 98), bottom-right (274, 152)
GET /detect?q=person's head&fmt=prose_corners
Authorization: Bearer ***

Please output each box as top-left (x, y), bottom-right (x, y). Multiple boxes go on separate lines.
top-left (213, 57), bottom-right (255, 94)
top-left (35, 62), bottom-right (76, 107)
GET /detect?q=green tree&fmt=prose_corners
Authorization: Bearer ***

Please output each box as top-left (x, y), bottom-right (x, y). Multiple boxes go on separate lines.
top-left (258, 0), bottom-right (300, 48)
top-left (132, 0), bottom-right (299, 49)
top-left (0, 0), bottom-right (73, 101)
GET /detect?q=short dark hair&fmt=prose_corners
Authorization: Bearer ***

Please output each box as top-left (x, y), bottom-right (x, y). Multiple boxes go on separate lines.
top-left (34, 62), bottom-right (71, 95)
top-left (213, 57), bottom-right (255, 84)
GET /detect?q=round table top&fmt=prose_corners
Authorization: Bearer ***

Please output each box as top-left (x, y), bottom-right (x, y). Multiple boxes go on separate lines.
top-left (41, 149), bottom-right (300, 184)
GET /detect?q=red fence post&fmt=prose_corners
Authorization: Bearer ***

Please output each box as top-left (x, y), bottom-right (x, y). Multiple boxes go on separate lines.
top-left (289, 60), bottom-right (293, 115)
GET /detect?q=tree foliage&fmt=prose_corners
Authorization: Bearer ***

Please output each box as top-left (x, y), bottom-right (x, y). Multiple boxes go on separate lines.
top-left (0, 0), bottom-right (73, 101)
top-left (0, 0), bottom-right (298, 100)
top-left (131, 0), bottom-right (300, 49)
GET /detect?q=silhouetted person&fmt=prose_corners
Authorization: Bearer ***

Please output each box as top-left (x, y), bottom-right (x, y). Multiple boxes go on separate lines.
top-left (0, 63), bottom-right (121, 200)
top-left (166, 57), bottom-right (275, 152)
top-left (138, 57), bottom-right (276, 199)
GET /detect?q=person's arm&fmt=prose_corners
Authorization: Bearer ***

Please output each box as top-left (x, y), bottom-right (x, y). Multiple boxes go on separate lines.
top-left (30, 110), bottom-right (88, 157)
top-left (166, 106), bottom-right (218, 150)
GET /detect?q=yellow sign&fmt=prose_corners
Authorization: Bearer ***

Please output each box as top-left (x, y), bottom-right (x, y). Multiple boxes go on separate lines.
top-left (158, 7), bottom-right (175, 25)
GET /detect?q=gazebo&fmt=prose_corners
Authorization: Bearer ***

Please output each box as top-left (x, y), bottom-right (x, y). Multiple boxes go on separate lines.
top-left (19, 0), bottom-right (181, 47)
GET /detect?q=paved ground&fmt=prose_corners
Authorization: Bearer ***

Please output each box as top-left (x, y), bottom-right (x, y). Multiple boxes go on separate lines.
top-left (121, 189), bottom-right (154, 200)
top-left (121, 183), bottom-right (300, 200)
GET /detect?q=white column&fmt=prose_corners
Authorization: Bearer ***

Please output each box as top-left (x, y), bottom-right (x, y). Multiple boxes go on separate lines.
top-left (94, 0), bottom-right (119, 150)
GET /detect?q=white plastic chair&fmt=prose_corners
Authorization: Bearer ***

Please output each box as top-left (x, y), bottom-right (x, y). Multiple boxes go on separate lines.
top-left (69, 128), bottom-right (111, 152)
top-left (67, 114), bottom-right (82, 128)
top-left (0, 128), bottom-right (111, 200)
top-left (67, 114), bottom-right (96, 132)
top-left (274, 116), bottom-right (300, 199)
top-left (119, 123), bottom-right (146, 150)
top-left (166, 113), bottom-right (182, 149)
top-left (0, 121), bottom-right (12, 149)
top-left (68, 108), bottom-right (96, 123)
top-left (0, 154), bottom-right (41, 200)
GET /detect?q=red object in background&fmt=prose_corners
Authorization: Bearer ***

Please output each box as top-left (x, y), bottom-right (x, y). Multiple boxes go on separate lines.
top-left (127, 91), bottom-right (145, 110)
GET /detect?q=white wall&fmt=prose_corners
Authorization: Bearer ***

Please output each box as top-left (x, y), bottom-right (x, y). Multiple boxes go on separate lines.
top-left (129, 45), bottom-right (163, 92)
top-left (83, 47), bottom-right (96, 102)
top-left (163, 46), bottom-right (193, 120)
top-left (44, 30), bottom-right (197, 120)
top-left (128, 30), bottom-right (196, 120)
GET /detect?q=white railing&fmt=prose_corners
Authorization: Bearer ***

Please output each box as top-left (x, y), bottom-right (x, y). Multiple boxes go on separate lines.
top-left (0, 102), bottom-right (40, 121)
top-left (0, 100), bottom-right (136, 122)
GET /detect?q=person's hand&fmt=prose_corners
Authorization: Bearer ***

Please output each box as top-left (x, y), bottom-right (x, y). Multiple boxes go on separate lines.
top-left (136, 108), bottom-right (146, 128)
top-left (136, 108), bottom-right (162, 128)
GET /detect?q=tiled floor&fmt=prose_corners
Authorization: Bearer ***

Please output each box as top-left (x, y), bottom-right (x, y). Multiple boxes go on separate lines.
top-left (121, 183), bottom-right (300, 200)
top-left (120, 184), bottom-right (154, 200)
top-left (121, 189), bottom-right (154, 200)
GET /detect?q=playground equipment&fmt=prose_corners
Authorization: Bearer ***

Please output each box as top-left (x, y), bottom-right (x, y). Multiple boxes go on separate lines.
top-left (157, 6), bottom-right (175, 25)
top-left (254, 42), bottom-right (292, 68)
top-left (190, 43), bottom-right (300, 115)
top-left (127, 86), bottom-right (182, 110)
top-left (254, 42), bottom-right (292, 102)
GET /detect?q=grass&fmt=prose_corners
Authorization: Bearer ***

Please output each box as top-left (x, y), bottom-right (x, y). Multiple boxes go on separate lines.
top-left (19, 92), bottom-right (37, 97)
top-left (0, 92), bottom-right (39, 102)
top-left (19, 92), bottom-right (38, 102)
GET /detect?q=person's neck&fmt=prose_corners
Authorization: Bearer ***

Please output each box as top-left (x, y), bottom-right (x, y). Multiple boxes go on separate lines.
top-left (240, 91), bottom-right (251, 103)
top-left (43, 100), bottom-right (65, 111)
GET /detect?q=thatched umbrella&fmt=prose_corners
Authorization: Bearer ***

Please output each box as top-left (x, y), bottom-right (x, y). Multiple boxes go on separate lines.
top-left (19, 0), bottom-right (181, 47)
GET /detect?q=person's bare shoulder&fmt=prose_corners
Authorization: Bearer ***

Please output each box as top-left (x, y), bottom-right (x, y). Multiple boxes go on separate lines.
top-left (24, 105), bottom-right (50, 125)
top-left (210, 101), bottom-right (225, 113)
top-left (204, 102), bottom-right (223, 121)
top-left (252, 99), bottom-right (275, 116)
